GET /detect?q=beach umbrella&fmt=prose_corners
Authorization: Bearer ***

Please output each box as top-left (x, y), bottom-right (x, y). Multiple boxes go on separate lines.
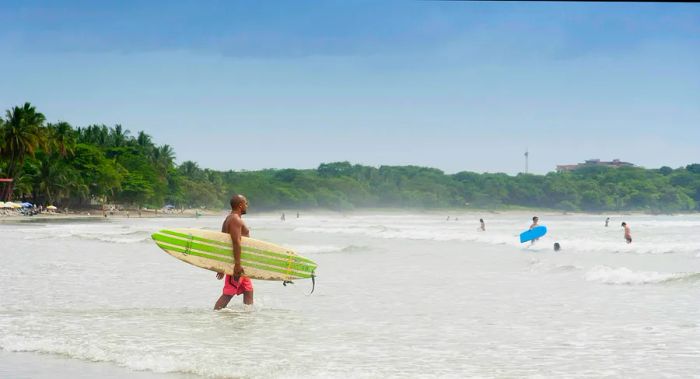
top-left (6, 202), bottom-right (21, 208)
top-left (164, 204), bottom-right (175, 209)
top-left (47, 205), bottom-right (57, 210)
top-left (21, 202), bottom-right (33, 208)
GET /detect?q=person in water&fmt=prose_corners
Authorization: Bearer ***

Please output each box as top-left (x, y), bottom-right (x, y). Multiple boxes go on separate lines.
top-left (214, 194), bottom-right (254, 309)
top-left (479, 218), bottom-right (485, 231)
top-left (621, 222), bottom-right (632, 244)
top-left (529, 216), bottom-right (539, 244)
top-left (553, 242), bottom-right (561, 251)
top-left (605, 217), bottom-right (610, 227)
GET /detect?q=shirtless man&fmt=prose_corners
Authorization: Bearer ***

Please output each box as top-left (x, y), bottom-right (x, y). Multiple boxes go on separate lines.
top-left (621, 222), bottom-right (632, 244)
top-left (214, 194), bottom-right (254, 309)
top-left (479, 218), bottom-right (485, 231)
top-left (529, 216), bottom-right (539, 244)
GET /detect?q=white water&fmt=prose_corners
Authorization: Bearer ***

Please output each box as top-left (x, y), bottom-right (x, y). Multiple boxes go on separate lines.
top-left (1, 212), bottom-right (700, 378)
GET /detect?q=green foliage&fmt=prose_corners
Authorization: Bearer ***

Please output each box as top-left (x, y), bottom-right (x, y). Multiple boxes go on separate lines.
top-left (1, 103), bottom-right (699, 212)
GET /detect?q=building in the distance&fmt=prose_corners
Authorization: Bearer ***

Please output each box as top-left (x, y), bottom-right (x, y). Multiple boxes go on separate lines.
top-left (556, 159), bottom-right (634, 172)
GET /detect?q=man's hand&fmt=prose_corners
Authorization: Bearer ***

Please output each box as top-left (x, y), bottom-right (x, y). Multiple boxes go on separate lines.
top-left (233, 263), bottom-right (244, 278)
top-left (216, 272), bottom-right (224, 280)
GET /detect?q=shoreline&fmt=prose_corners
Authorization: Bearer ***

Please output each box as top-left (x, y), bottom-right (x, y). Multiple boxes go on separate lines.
top-left (0, 208), bottom-right (224, 222)
top-left (1, 207), bottom-right (694, 223)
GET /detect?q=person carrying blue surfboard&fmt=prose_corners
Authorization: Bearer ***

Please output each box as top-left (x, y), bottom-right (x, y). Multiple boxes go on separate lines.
top-left (529, 216), bottom-right (540, 245)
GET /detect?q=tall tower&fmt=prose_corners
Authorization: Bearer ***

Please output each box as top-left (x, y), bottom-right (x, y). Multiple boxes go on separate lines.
top-left (524, 149), bottom-right (529, 174)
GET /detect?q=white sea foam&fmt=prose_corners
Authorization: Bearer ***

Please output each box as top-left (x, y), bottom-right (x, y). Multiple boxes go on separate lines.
top-left (292, 214), bottom-right (700, 257)
top-left (584, 266), bottom-right (700, 285)
top-left (289, 244), bottom-right (369, 254)
top-left (18, 224), bottom-right (153, 244)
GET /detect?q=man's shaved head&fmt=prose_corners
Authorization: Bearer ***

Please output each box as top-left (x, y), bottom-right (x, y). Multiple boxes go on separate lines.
top-left (230, 194), bottom-right (247, 210)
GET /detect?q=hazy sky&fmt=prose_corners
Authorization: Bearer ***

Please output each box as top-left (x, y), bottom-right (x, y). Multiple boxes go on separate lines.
top-left (1, 1), bottom-right (698, 174)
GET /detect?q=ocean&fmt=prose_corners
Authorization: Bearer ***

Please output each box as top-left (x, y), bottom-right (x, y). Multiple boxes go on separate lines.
top-left (1, 212), bottom-right (699, 378)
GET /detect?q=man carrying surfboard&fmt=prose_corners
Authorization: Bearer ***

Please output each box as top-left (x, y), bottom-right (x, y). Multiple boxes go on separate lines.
top-left (529, 216), bottom-right (539, 244)
top-left (214, 194), bottom-right (254, 309)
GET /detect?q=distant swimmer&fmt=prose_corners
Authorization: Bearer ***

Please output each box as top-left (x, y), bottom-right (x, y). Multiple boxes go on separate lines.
top-left (553, 242), bottom-right (561, 251)
top-left (479, 218), bottom-right (485, 231)
top-left (605, 217), bottom-right (610, 227)
top-left (530, 216), bottom-right (539, 244)
top-left (446, 216), bottom-right (450, 221)
top-left (621, 222), bottom-right (632, 244)
top-left (214, 194), bottom-right (253, 309)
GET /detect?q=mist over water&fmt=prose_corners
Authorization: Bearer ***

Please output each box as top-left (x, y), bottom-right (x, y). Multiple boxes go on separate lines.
top-left (1, 212), bottom-right (700, 378)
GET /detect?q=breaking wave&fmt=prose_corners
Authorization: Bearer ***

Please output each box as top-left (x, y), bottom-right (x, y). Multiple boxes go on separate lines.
top-left (584, 266), bottom-right (700, 285)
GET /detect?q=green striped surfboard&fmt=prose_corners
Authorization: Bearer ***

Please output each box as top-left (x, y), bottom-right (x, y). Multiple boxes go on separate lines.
top-left (151, 228), bottom-right (317, 281)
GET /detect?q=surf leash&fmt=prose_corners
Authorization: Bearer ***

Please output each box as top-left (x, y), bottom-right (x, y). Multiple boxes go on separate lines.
top-left (282, 272), bottom-right (315, 296)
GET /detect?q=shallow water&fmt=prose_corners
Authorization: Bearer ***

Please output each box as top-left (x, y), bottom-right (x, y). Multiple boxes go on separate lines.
top-left (1, 212), bottom-right (699, 378)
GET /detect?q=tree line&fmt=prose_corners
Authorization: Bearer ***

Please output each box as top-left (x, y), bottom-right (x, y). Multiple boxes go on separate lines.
top-left (1, 103), bottom-right (699, 212)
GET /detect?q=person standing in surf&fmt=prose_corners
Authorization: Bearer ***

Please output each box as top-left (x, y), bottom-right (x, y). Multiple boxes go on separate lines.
top-left (529, 216), bottom-right (540, 244)
top-left (621, 222), bottom-right (632, 244)
top-left (605, 217), bottom-right (610, 227)
top-left (479, 218), bottom-right (485, 231)
top-left (214, 194), bottom-right (254, 309)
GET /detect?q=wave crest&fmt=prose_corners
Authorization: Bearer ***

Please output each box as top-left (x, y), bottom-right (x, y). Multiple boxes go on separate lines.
top-left (584, 266), bottom-right (700, 285)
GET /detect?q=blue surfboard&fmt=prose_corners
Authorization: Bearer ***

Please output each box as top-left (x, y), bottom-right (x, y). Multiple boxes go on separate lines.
top-left (520, 225), bottom-right (547, 243)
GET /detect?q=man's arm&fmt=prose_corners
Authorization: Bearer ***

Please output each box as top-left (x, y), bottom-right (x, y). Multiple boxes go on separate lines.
top-left (227, 215), bottom-right (245, 278)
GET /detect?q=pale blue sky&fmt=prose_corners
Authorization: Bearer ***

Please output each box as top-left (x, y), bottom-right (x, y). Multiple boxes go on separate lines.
top-left (1, 1), bottom-right (698, 174)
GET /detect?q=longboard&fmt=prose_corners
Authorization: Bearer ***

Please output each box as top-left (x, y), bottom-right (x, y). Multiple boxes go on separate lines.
top-left (151, 228), bottom-right (317, 281)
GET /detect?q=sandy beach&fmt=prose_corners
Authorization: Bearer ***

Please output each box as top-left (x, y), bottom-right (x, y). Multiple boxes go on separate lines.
top-left (0, 208), bottom-right (223, 223)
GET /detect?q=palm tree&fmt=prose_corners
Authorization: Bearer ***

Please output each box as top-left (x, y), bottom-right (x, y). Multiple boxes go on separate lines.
top-left (77, 124), bottom-right (110, 147)
top-left (137, 131), bottom-right (153, 150)
top-left (28, 152), bottom-right (70, 205)
top-left (179, 160), bottom-right (201, 179)
top-left (0, 103), bottom-right (47, 200)
top-left (152, 144), bottom-right (175, 170)
top-left (0, 117), bottom-right (4, 176)
top-left (110, 124), bottom-right (131, 147)
top-left (47, 121), bottom-right (77, 158)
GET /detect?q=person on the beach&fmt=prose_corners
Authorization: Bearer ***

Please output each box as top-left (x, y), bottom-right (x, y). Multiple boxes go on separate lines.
top-left (214, 194), bottom-right (253, 309)
top-left (621, 222), bottom-right (632, 244)
top-left (530, 216), bottom-right (539, 229)
top-left (529, 216), bottom-right (539, 244)
top-left (479, 218), bottom-right (485, 231)
top-left (605, 217), bottom-right (610, 227)
top-left (553, 242), bottom-right (561, 251)
top-left (281, 212), bottom-right (286, 221)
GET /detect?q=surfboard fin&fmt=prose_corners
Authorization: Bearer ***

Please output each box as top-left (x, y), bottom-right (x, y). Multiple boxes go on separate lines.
top-left (282, 273), bottom-right (315, 295)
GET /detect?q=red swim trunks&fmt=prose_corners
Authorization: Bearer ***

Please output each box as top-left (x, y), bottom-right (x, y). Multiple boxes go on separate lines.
top-left (223, 275), bottom-right (253, 296)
